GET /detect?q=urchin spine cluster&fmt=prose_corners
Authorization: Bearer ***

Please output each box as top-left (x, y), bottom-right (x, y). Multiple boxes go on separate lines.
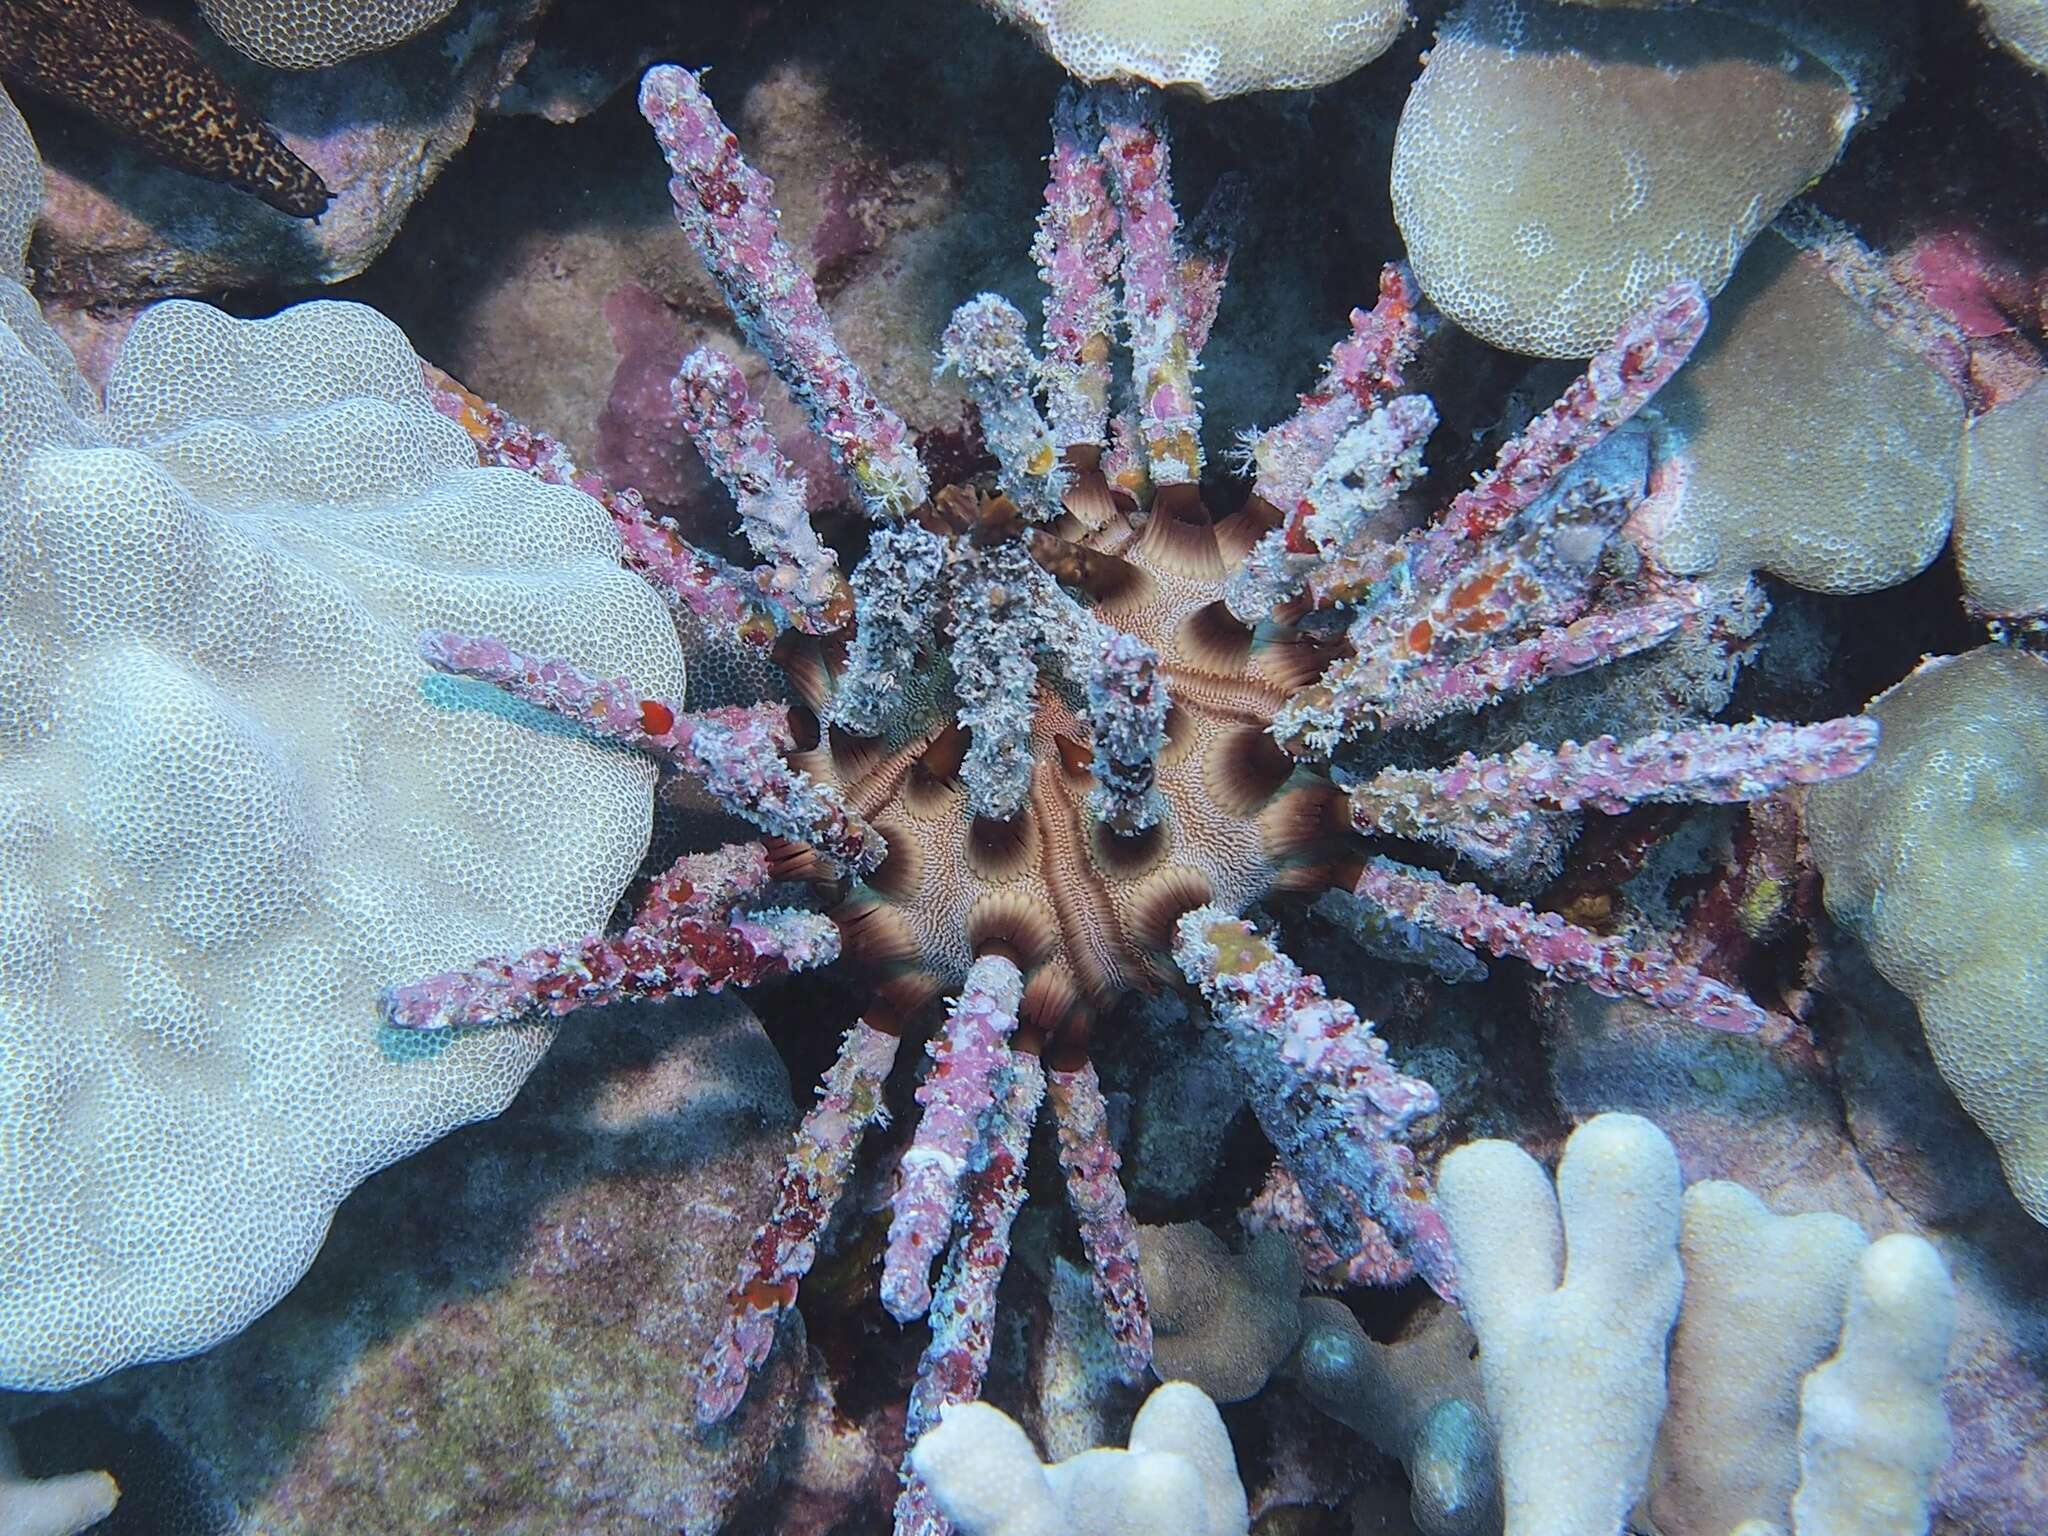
top-left (385, 67), bottom-right (1887, 1536)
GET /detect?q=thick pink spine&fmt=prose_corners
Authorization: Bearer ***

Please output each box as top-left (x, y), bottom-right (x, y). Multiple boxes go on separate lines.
top-left (1033, 88), bottom-right (1121, 452)
top-left (415, 633), bottom-right (882, 877)
top-left (1242, 1162), bottom-right (1413, 1290)
top-left (882, 956), bottom-right (1024, 1322)
top-left (1046, 1063), bottom-right (1152, 1381)
top-left (671, 347), bottom-right (842, 622)
top-left (1265, 288), bottom-right (1709, 757)
top-left (638, 65), bottom-right (928, 520)
top-left (1443, 281), bottom-right (1707, 543)
top-left (1174, 909), bottom-right (1459, 1301)
top-left (1350, 716), bottom-right (1881, 862)
top-left (936, 295), bottom-right (1066, 522)
top-left (422, 368), bottom-right (798, 642)
top-left (1250, 264), bottom-right (1427, 520)
top-left (383, 844), bottom-right (836, 1031)
top-left (1097, 89), bottom-right (1205, 486)
top-left (894, 1053), bottom-right (1046, 1536)
top-left (1381, 594), bottom-right (1702, 733)
top-left (1279, 591), bottom-right (1700, 755)
top-left (697, 1019), bottom-right (900, 1424)
top-left (1355, 858), bottom-right (1782, 1036)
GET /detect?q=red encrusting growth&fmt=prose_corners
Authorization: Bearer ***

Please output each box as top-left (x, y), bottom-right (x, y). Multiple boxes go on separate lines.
top-left (1047, 1062), bottom-right (1152, 1381)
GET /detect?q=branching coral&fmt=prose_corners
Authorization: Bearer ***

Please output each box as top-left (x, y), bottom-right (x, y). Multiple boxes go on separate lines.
top-left (1439, 1114), bottom-right (1955, 1536)
top-left (909, 1382), bottom-right (1249, 1536)
top-left (0, 1429), bottom-right (116, 1536)
top-left (1289, 1299), bottom-right (1497, 1536)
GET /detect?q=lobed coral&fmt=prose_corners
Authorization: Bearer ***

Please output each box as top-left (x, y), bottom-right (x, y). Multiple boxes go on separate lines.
top-left (1955, 377), bottom-right (2048, 622)
top-left (1439, 1114), bottom-right (1955, 1536)
top-left (1808, 648), bottom-right (2048, 1224)
top-left (909, 1382), bottom-right (1249, 1536)
top-left (1640, 227), bottom-right (1966, 596)
top-left (196, 0), bottom-right (463, 69)
top-left (1134, 1222), bottom-right (1301, 1403)
top-left (1977, 0), bottom-right (2048, 71)
top-left (1290, 1299), bottom-right (1498, 1536)
top-left (977, 0), bottom-right (1411, 100)
top-left (1391, 0), bottom-right (1861, 358)
top-left (0, 83), bottom-right (689, 1390)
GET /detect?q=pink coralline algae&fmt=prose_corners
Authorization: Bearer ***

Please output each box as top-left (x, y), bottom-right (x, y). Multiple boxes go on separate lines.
top-left (883, 955), bottom-right (1027, 1323)
top-left (385, 63), bottom-right (1889, 1535)
top-left (414, 631), bottom-right (883, 879)
top-left (639, 64), bottom-right (929, 520)
top-left (1346, 717), bottom-right (1879, 870)
top-left (426, 367), bottom-right (843, 646)
top-left (1354, 858), bottom-right (1783, 1039)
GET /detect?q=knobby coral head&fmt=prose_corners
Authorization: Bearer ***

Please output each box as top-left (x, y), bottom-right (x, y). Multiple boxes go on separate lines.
top-left (389, 61), bottom-right (1879, 1535)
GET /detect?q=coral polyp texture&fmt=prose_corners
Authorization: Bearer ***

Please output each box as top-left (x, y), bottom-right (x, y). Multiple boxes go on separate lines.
top-left (381, 64), bottom-right (1889, 1533)
top-left (195, 0), bottom-right (461, 69)
top-left (1391, 0), bottom-right (1861, 357)
top-left (1641, 227), bottom-right (1966, 596)
top-left (1978, 0), bottom-right (2048, 71)
top-left (0, 86), bottom-right (687, 1389)
top-left (1809, 647), bottom-right (2048, 1224)
top-left (978, 0), bottom-right (1411, 100)
top-left (1956, 377), bottom-right (2048, 621)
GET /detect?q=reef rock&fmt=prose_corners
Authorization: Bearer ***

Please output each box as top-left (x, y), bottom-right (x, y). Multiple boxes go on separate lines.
top-left (27, 0), bottom-right (549, 305)
top-left (7, 995), bottom-right (807, 1535)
